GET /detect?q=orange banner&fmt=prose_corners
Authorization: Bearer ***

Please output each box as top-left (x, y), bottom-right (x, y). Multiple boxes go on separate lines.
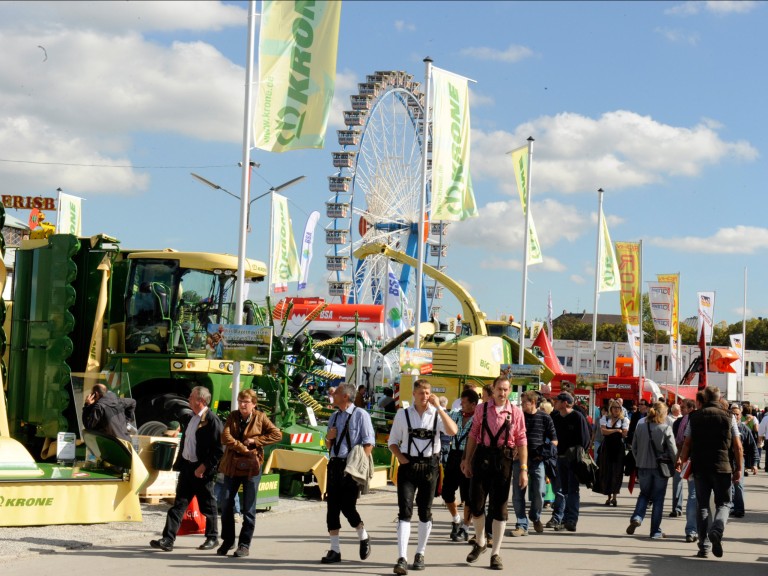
top-left (615, 242), bottom-right (641, 326)
top-left (657, 273), bottom-right (680, 340)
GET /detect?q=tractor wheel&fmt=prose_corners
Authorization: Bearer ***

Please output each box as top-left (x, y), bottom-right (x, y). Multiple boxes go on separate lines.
top-left (135, 392), bottom-right (193, 428)
top-left (137, 420), bottom-right (170, 436)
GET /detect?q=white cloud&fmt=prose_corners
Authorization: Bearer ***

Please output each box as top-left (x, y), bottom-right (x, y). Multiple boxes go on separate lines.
top-left (470, 111), bottom-right (758, 195)
top-left (570, 274), bottom-right (586, 285)
top-left (394, 20), bottom-right (416, 32)
top-left (328, 69), bottom-right (361, 130)
top-left (1, 1), bottom-right (246, 33)
top-left (648, 225), bottom-right (768, 254)
top-left (460, 44), bottom-right (534, 63)
top-left (706, 1), bottom-right (757, 14)
top-left (665, 1), bottom-right (757, 15)
top-left (469, 87), bottom-right (494, 107)
top-left (655, 27), bottom-right (700, 45)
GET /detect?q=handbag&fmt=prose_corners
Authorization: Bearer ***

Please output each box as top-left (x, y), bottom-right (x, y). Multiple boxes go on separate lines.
top-left (232, 449), bottom-right (261, 477)
top-left (647, 423), bottom-right (673, 479)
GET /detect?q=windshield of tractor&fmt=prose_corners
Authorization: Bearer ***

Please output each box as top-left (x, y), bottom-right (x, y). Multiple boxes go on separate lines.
top-left (124, 258), bottom-right (238, 354)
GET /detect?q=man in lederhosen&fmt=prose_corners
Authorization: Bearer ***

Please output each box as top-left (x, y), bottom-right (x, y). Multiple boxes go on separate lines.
top-left (389, 379), bottom-right (458, 575)
top-left (461, 375), bottom-right (527, 571)
top-left (320, 382), bottom-right (376, 564)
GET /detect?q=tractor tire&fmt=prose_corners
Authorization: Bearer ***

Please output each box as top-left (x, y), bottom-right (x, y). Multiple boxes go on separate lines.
top-left (137, 420), bottom-right (171, 437)
top-left (135, 392), bottom-right (193, 428)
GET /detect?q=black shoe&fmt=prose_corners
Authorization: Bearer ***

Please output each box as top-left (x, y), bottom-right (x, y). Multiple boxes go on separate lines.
top-left (626, 520), bottom-right (641, 535)
top-left (564, 522), bottom-right (577, 532)
top-left (490, 553), bottom-right (503, 570)
top-left (412, 553), bottom-right (425, 571)
top-left (233, 545), bottom-right (250, 558)
top-left (150, 538), bottom-right (173, 552)
top-left (216, 542), bottom-right (233, 556)
top-left (458, 527), bottom-right (469, 541)
top-left (732, 511), bottom-right (745, 518)
top-left (466, 542), bottom-right (487, 563)
top-left (450, 521), bottom-right (461, 541)
top-left (198, 537), bottom-right (219, 551)
top-left (320, 550), bottom-right (341, 564)
top-left (669, 510), bottom-right (682, 517)
top-left (359, 538), bottom-right (371, 560)
top-left (545, 519), bottom-right (558, 529)
top-left (393, 557), bottom-right (409, 575)
top-left (696, 549), bottom-right (709, 559)
top-left (709, 531), bottom-right (723, 558)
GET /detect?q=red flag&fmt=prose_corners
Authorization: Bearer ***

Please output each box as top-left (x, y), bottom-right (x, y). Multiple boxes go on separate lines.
top-left (697, 325), bottom-right (708, 390)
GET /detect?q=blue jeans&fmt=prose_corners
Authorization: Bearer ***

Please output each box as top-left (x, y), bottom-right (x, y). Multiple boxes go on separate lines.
top-left (693, 472), bottom-right (731, 553)
top-left (684, 477), bottom-right (697, 536)
top-left (630, 467), bottom-right (669, 538)
top-left (220, 474), bottom-right (261, 548)
top-left (552, 457), bottom-right (580, 525)
top-left (512, 460), bottom-right (545, 530)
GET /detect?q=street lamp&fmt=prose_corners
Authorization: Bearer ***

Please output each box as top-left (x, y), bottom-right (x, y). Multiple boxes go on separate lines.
top-left (191, 172), bottom-right (306, 287)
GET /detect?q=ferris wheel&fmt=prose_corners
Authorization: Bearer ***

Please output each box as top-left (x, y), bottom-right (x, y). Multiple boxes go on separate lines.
top-left (324, 70), bottom-right (449, 324)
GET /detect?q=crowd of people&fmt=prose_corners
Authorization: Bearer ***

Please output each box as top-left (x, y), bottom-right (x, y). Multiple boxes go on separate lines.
top-left (141, 380), bottom-right (766, 572)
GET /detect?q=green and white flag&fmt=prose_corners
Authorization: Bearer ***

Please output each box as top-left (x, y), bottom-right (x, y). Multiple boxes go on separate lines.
top-left (271, 193), bottom-right (300, 292)
top-left (254, 1), bottom-right (342, 152)
top-left (598, 208), bottom-right (620, 292)
top-left (431, 67), bottom-right (477, 221)
top-left (509, 145), bottom-right (542, 265)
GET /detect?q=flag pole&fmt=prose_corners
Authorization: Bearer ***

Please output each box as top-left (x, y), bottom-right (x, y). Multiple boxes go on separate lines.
top-left (232, 0), bottom-right (257, 406)
top-left (740, 266), bottom-right (747, 402)
top-left (414, 56), bottom-right (433, 349)
top-left (592, 188), bottom-right (604, 373)
top-left (518, 136), bottom-right (534, 365)
top-left (638, 239), bottom-right (645, 382)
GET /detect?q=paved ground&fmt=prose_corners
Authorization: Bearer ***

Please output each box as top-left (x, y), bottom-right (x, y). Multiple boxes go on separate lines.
top-left (2, 472), bottom-right (767, 575)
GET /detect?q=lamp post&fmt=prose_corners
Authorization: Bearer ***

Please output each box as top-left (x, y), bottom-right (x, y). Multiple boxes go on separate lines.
top-left (191, 172), bottom-right (306, 287)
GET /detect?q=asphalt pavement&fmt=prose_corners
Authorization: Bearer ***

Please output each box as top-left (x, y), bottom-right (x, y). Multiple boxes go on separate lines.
top-left (2, 471), bottom-right (767, 576)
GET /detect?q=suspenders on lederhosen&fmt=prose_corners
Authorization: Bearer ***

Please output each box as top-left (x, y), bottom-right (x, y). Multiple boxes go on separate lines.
top-left (403, 407), bottom-right (439, 480)
top-left (475, 402), bottom-right (514, 475)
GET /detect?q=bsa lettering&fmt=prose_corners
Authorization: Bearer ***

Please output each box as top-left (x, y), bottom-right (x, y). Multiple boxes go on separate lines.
top-left (319, 310), bottom-right (333, 319)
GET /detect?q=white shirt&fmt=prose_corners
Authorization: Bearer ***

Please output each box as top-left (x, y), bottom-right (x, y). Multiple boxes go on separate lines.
top-left (388, 405), bottom-right (448, 457)
top-left (758, 415), bottom-right (768, 438)
top-left (181, 406), bottom-right (208, 462)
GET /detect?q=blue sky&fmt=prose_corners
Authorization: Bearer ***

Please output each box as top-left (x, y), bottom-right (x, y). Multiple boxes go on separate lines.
top-left (0, 1), bottom-right (765, 328)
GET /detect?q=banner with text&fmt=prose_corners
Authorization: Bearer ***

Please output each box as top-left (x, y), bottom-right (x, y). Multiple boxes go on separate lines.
top-left (647, 281), bottom-right (674, 333)
top-left (615, 241), bottom-right (641, 325)
top-left (697, 291), bottom-right (716, 343)
top-left (254, 0), bottom-right (342, 152)
top-left (598, 209), bottom-right (620, 292)
top-left (298, 210), bottom-right (320, 291)
top-left (509, 144), bottom-right (542, 264)
top-left (657, 273), bottom-right (680, 340)
top-left (431, 67), bottom-right (477, 221)
top-left (56, 192), bottom-right (82, 235)
top-left (271, 193), bottom-right (300, 293)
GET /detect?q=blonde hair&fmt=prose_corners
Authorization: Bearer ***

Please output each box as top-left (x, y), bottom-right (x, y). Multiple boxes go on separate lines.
top-left (647, 401), bottom-right (668, 424)
top-left (540, 400), bottom-right (553, 414)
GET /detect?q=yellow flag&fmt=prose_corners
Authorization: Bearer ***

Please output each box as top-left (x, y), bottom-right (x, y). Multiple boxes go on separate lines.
top-left (509, 145), bottom-right (542, 265)
top-left (254, 1), bottom-right (341, 152)
top-left (271, 193), bottom-right (300, 292)
top-left (615, 242), bottom-right (641, 325)
top-left (431, 67), bottom-right (477, 221)
top-left (598, 209), bottom-right (620, 292)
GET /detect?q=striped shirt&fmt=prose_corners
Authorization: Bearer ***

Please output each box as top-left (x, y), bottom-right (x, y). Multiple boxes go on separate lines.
top-left (523, 410), bottom-right (557, 452)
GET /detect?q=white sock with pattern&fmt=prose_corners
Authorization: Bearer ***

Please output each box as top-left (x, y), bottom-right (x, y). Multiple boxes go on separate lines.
top-left (416, 520), bottom-right (432, 555)
top-left (397, 520), bottom-right (410, 559)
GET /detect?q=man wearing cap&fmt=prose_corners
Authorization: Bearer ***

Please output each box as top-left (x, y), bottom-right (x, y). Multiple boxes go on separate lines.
top-left (546, 391), bottom-right (590, 532)
top-left (461, 375), bottom-right (527, 571)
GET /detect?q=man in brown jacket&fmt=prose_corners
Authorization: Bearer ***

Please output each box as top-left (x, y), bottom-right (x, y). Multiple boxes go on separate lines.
top-left (217, 388), bottom-right (282, 557)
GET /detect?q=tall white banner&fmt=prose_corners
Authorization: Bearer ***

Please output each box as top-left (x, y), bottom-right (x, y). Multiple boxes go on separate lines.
top-left (598, 208), bottom-right (620, 292)
top-left (430, 67), bottom-right (477, 221)
top-left (297, 210), bottom-right (320, 291)
top-left (56, 192), bottom-right (83, 235)
top-left (647, 282), bottom-right (674, 333)
top-left (729, 333), bottom-right (744, 377)
top-left (271, 193), bottom-right (300, 293)
top-left (697, 291), bottom-right (716, 343)
top-left (384, 265), bottom-right (408, 339)
top-left (626, 324), bottom-right (641, 377)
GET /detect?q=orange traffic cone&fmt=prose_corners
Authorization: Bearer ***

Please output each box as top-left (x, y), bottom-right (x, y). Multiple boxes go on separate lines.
top-left (177, 496), bottom-right (206, 536)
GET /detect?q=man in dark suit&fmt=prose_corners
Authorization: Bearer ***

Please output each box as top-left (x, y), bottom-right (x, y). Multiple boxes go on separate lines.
top-left (150, 386), bottom-right (224, 552)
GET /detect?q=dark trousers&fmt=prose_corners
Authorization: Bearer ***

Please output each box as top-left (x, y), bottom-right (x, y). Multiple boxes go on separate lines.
top-left (441, 450), bottom-right (470, 505)
top-left (326, 458), bottom-right (363, 531)
top-left (468, 448), bottom-right (513, 522)
top-left (694, 471), bottom-right (731, 552)
top-left (162, 460), bottom-right (219, 541)
top-left (220, 474), bottom-right (261, 548)
top-left (397, 457), bottom-right (439, 522)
